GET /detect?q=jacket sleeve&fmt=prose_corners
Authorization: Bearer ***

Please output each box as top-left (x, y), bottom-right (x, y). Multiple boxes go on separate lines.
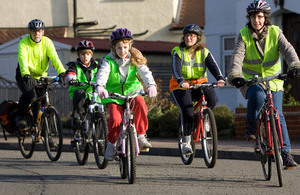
top-left (205, 52), bottom-right (225, 81)
top-left (18, 38), bottom-right (30, 77)
top-left (171, 50), bottom-right (185, 86)
top-left (96, 58), bottom-right (111, 87)
top-left (136, 65), bottom-right (156, 88)
top-left (64, 62), bottom-right (77, 83)
top-left (46, 37), bottom-right (66, 74)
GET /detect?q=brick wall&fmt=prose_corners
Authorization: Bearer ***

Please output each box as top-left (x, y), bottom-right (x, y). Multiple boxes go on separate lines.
top-left (235, 106), bottom-right (300, 141)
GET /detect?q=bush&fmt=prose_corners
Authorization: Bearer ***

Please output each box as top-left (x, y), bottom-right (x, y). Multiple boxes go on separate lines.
top-left (212, 105), bottom-right (235, 138)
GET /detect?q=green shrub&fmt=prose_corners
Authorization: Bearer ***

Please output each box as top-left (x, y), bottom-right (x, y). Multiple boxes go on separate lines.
top-left (213, 105), bottom-right (235, 138)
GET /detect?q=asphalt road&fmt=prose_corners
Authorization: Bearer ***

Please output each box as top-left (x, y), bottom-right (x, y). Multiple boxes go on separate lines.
top-left (0, 149), bottom-right (300, 195)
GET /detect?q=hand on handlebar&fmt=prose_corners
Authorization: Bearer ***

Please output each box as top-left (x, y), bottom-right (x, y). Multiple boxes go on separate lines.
top-left (216, 80), bottom-right (226, 88)
top-left (97, 86), bottom-right (109, 99)
top-left (146, 85), bottom-right (157, 97)
top-left (23, 74), bottom-right (37, 89)
top-left (232, 77), bottom-right (245, 88)
top-left (288, 67), bottom-right (300, 79)
top-left (68, 79), bottom-right (78, 86)
top-left (58, 72), bottom-right (65, 85)
top-left (180, 82), bottom-right (190, 89)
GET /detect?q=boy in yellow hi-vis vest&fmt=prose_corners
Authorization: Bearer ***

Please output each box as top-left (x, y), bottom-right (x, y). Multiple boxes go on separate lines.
top-left (64, 40), bottom-right (100, 129)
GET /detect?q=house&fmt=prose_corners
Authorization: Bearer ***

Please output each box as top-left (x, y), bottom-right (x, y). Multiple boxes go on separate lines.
top-left (205, 0), bottom-right (300, 112)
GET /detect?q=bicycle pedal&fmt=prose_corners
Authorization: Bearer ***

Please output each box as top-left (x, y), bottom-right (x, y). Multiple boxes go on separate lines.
top-left (284, 166), bottom-right (296, 170)
top-left (140, 148), bottom-right (150, 152)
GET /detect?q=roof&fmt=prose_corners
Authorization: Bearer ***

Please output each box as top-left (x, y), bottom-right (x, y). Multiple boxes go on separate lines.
top-left (171, 0), bottom-right (205, 30)
top-left (0, 27), bottom-right (67, 44)
top-left (51, 37), bottom-right (178, 54)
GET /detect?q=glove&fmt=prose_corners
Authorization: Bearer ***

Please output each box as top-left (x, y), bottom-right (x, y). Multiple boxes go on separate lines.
top-left (97, 86), bottom-right (108, 99)
top-left (68, 79), bottom-right (78, 86)
top-left (146, 85), bottom-right (157, 97)
top-left (288, 67), bottom-right (300, 79)
top-left (231, 77), bottom-right (245, 88)
top-left (23, 74), bottom-right (37, 88)
top-left (58, 72), bottom-right (65, 85)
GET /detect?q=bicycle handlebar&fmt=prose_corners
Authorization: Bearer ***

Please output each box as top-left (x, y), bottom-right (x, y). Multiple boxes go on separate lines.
top-left (189, 82), bottom-right (223, 89)
top-left (245, 73), bottom-right (288, 86)
top-left (109, 89), bottom-right (147, 100)
top-left (37, 76), bottom-right (59, 86)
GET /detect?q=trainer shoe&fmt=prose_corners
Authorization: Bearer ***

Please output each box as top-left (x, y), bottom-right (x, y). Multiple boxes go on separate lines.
top-left (181, 135), bottom-right (193, 155)
top-left (105, 142), bottom-right (116, 161)
top-left (282, 152), bottom-right (297, 168)
top-left (138, 134), bottom-right (152, 150)
top-left (245, 121), bottom-right (257, 141)
top-left (48, 137), bottom-right (57, 149)
top-left (16, 115), bottom-right (27, 129)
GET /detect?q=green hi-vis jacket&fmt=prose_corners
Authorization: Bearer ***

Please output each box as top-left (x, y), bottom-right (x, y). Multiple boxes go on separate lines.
top-left (101, 55), bottom-right (143, 105)
top-left (240, 25), bottom-right (283, 91)
top-left (18, 35), bottom-right (65, 79)
top-left (68, 64), bottom-right (101, 103)
top-left (171, 46), bottom-right (209, 79)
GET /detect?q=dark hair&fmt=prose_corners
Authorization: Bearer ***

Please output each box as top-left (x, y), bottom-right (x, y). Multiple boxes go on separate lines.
top-left (246, 11), bottom-right (272, 28)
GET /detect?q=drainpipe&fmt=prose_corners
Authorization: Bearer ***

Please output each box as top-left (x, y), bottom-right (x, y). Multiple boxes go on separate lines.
top-left (73, 0), bottom-right (77, 37)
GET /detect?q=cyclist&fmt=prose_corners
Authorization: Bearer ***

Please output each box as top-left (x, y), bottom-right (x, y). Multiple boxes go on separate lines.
top-left (169, 24), bottom-right (225, 155)
top-left (64, 40), bottom-right (100, 129)
top-left (15, 19), bottom-right (65, 128)
top-left (96, 28), bottom-right (157, 161)
top-left (228, 0), bottom-right (300, 168)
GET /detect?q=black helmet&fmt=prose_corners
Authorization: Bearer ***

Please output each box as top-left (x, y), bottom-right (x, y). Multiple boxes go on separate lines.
top-left (183, 24), bottom-right (202, 36)
top-left (110, 28), bottom-right (133, 45)
top-left (28, 19), bottom-right (45, 30)
top-left (76, 40), bottom-right (95, 52)
top-left (247, 0), bottom-right (271, 14)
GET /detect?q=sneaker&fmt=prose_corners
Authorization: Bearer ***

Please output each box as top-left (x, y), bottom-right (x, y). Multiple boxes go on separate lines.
top-left (71, 118), bottom-right (81, 129)
top-left (282, 152), bottom-right (297, 168)
top-left (181, 135), bottom-right (193, 155)
top-left (16, 115), bottom-right (27, 129)
top-left (245, 121), bottom-right (257, 141)
top-left (138, 134), bottom-right (152, 151)
top-left (48, 137), bottom-right (57, 149)
top-left (105, 142), bottom-right (116, 161)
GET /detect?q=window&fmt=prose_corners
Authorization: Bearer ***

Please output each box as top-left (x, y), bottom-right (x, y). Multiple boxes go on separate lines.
top-left (221, 36), bottom-right (236, 76)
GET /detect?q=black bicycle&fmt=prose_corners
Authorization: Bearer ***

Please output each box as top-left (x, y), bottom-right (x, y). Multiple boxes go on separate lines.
top-left (17, 76), bottom-right (63, 161)
top-left (71, 81), bottom-right (108, 169)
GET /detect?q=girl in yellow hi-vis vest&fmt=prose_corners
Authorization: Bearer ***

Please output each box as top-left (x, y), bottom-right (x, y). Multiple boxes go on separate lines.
top-left (170, 24), bottom-right (225, 155)
top-left (96, 28), bottom-right (157, 161)
top-left (228, 0), bottom-right (300, 168)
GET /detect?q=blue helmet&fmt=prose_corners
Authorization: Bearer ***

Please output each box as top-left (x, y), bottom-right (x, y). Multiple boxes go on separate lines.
top-left (183, 24), bottom-right (202, 36)
top-left (28, 19), bottom-right (45, 30)
top-left (110, 28), bottom-right (133, 45)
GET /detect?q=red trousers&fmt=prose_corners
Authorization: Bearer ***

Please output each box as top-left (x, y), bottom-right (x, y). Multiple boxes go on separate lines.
top-left (107, 95), bottom-right (148, 143)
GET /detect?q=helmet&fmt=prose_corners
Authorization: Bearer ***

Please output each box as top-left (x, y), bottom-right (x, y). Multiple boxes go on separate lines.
top-left (247, 0), bottom-right (271, 14)
top-left (28, 19), bottom-right (45, 30)
top-left (183, 24), bottom-right (202, 36)
top-left (110, 28), bottom-right (133, 45)
top-left (76, 40), bottom-right (95, 52)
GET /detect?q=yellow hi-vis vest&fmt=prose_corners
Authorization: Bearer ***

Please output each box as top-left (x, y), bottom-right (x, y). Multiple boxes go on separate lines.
top-left (240, 25), bottom-right (283, 91)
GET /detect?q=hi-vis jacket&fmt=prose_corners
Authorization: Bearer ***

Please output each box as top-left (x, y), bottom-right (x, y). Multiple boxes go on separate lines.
top-left (18, 35), bottom-right (65, 79)
top-left (240, 25), bottom-right (283, 91)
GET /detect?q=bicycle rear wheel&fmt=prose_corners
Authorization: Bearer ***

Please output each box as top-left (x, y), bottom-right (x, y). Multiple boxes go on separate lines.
top-left (178, 116), bottom-right (195, 165)
top-left (92, 112), bottom-right (108, 169)
top-left (43, 106), bottom-right (63, 161)
top-left (257, 113), bottom-right (271, 181)
top-left (126, 126), bottom-right (136, 184)
top-left (74, 127), bottom-right (89, 165)
top-left (270, 109), bottom-right (283, 187)
top-left (18, 115), bottom-right (35, 159)
top-left (201, 108), bottom-right (218, 168)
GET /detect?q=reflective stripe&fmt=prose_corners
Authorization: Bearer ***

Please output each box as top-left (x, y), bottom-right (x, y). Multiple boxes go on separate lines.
top-left (244, 59), bottom-right (262, 64)
top-left (262, 58), bottom-right (280, 67)
top-left (242, 67), bottom-right (262, 77)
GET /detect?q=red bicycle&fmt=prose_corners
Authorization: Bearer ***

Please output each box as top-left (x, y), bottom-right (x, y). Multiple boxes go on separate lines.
top-left (246, 74), bottom-right (287, 187)
top-left (178, 83), bottom-right (221, 168)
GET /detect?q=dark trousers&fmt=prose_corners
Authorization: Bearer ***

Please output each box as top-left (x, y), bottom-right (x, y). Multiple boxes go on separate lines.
top-left (171, 86), bottom-right (218, 136)
top-left (72, 89), bottom-right (89, 119)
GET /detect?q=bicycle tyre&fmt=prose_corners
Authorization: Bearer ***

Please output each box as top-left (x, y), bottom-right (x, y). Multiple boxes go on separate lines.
top-left (270, 109), bottom-right (283, 187)
top-left (257, 113), bottom-right (271, 181)
top-left (178, 116), bottom-right (196, 165)
top-left (74, 128), bottom-right (89, 165)
top-left (126, 126), bottom-right (136, 184)
top-left (119, 145), bottom-right (127, 179)
top-left (201, 108), bottom-right (218, 168)
top-left (43, 106), bottom-right (63, 161)
top-left (18, 115), bottom-right (35, 159)
top-left (92, 112), bottom-right (108, 169)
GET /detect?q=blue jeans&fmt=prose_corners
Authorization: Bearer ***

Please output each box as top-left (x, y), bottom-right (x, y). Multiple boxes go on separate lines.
top-left (246, 84), bottom-right (291, 153)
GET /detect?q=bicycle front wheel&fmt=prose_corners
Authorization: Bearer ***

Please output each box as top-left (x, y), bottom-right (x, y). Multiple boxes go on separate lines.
top-left (201, 108), bottom-right (218, 168)
top-left (74, 128), bottom-right (89, 165)
top-left (257, 113), bottom-right (271, 181)
top-left (126, 126), bottom-right (136, 184)
top-left (18, 130), bottom-right (35, 159)
top-left (92, 112), bottom-right (108, 169)
top-left (43, 106), bottom-right (63, 161)
top-left (270, 109), bottom-right (283, 187)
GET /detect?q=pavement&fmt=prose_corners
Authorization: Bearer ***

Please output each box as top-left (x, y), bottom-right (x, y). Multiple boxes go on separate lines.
top-left (1, 132), bottom-right (300, 163)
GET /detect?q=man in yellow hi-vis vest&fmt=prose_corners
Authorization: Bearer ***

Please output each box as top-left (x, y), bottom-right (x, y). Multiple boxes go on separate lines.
top-left (228, 0), bottom-right (300, 168)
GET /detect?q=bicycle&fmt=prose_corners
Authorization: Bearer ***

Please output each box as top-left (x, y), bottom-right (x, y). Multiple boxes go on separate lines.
top-left (178, 83), bottom-right (221, 168)
top-left (245, 74), bottom-right (287, 187)
top-left (17, 76), bottom-right (63, 161)
top-left (109, 89), bottom-right (147, 184)
top-left (71, 81), bottom-right (108, 169)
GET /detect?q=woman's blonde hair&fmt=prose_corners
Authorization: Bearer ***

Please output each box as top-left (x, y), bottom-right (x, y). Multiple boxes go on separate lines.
top-left (112, 39), bottom-right (147, 67)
